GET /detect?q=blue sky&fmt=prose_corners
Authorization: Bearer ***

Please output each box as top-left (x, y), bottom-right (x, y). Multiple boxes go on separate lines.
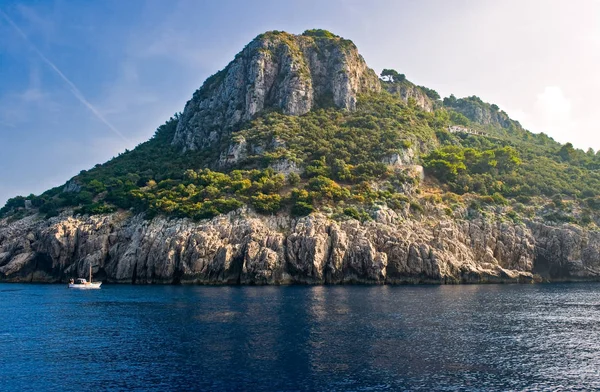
top-left (1, 0), bottom-right (599, 206)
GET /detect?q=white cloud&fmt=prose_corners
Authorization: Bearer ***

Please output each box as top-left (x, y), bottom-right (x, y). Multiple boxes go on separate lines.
top-left (513, 86), bottom-right (577, 144)
top-left (535, 86), bottom-right (574, 132)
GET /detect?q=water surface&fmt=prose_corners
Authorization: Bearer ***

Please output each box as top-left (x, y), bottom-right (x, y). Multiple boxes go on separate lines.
top-left (1, 283), bottom-right (598, 391)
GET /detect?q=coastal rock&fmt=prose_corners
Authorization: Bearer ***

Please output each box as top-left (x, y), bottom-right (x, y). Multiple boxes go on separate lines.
top-left (2, 209), bottom-right (598, 284)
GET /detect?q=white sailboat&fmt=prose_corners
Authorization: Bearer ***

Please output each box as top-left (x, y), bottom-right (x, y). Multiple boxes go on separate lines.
top-left (68, 264), bottom-right (102, 289)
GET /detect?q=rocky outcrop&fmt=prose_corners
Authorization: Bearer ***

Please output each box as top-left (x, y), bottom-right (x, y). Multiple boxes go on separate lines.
top-left (63, 180), bottom-right (81, 193)
top-left (218, 136), bottom-right (248, 167)
top-left (2, 208), bottom-right (598, 284)
top-left (382, 148), bottom-right (415, 166)
top-left (444, 96), bottom-right (517, 129)
top-left (528, 222), bottom-right (600, 280)
top-left (384, 81), bottom-right (434, 112)
top-left (172, 31), bottom-right (381, 151)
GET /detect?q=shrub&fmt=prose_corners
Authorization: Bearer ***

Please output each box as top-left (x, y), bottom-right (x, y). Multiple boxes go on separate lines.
top-left (77, 203), bottom-right (116, 215)
top-left (251, 193), bottom-right (282, 214)
top-left (479, 195), bottom-right (495, 204)
top-left (516, 195), bottom-right (531, 204)
top-left (211, 198), bottom-right (243, 214)
top-left (424, 194), bottom-right (442, 204)
top-left (287, 172), bottom-right (301, 186)
top-left (491, 192), bottom-right (508, 205)
top-left (410, 201), bottom-right (424, 213)
top-left (343, 207), bottom-right (371, 221)
top-left (585, 196), bottom-right (600, 211)
top-left (292, 201), bottom-right (315, 217)
top-left (307, 176), bottom-right (349, 201)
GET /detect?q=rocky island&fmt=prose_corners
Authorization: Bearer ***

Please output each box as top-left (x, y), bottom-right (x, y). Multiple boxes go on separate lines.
top-left (1, 29), bottom-right (600, 284)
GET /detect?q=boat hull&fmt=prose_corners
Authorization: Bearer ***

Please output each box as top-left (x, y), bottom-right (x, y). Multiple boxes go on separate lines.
top-left (68, 283), bottom-right (102, 289)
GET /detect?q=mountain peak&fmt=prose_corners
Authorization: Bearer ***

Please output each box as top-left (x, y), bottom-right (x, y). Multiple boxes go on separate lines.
top-left (172, 29), bottom-right (381, 151)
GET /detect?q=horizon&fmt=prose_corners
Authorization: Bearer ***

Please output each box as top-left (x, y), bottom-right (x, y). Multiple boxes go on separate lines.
top-left (1, 0), bottom-right (599, 206)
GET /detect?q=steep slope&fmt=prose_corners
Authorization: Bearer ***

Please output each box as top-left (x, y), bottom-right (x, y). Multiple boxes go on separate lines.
top-left (382, 79), bottom-right (435, 112)
top-left (443, 95), bottom-right (515, 128)
top-left (2, 29), bottom-right (600, 284)
top-left (2, 207), bottom-right (599, 284)
top-left (173, 30), bottom-right (381, 151)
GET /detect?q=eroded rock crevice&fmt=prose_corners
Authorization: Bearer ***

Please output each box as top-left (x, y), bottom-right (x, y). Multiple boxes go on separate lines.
top-left (2, 209), bottom-right (598, 284)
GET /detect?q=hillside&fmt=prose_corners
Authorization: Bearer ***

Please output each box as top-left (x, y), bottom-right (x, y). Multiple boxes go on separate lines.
top-left (1, 29), bottom-right (599, 284)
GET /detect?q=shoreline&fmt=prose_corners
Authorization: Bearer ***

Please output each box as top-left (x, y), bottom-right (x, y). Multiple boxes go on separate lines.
top-left (2, 277), bottom-right (599, 286)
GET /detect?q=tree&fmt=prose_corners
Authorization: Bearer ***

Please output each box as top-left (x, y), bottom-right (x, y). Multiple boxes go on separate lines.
top-left (87, 179), bottom-right (106, 194)
top-left (331, 159), bottom-right (353, 182)
top-left (251, 193), bottom-right (282, 214)
top-left (559, 143), bottom-right (576, 162)
top-left (424, 159), bottom-right (466, 181)
top-left (418, 86), bottom-right (440, 101)
top-left (380, 69), bottom-right (405, 83)
top-left (443, 94), bottom-right (457, 106)
top-left (449, 110), bottom-right (470, 126)
top-left (494, 146), bottom-right (521, 172)
top-left (287, 172), bottom-right (301, 186)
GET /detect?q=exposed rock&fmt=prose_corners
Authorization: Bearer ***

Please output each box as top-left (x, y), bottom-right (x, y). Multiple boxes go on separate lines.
top-left (408, 165), bottom-right (425, 181)
top-left (444, 96), bottom-right (517, 129)
top-left (172, 31), bottom-right (381, 151)
top-left (1, 209), bottom-right (598, 284)
top-left (63, 181), bottom-right (81, 193)
top-left (269, 159), bottom-right (301, 176)
top-left (529, 222), bottom-right (600, 280)
top-left (218, 136), bottom-right (248, 167)
top-left (382, 148), bottom-right (415, 166)
top-left (383, 82), bottom-right (433, 112)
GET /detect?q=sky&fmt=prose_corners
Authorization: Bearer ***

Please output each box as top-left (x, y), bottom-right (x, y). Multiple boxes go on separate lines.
top-left (1, 0), bottom-right (599, 206)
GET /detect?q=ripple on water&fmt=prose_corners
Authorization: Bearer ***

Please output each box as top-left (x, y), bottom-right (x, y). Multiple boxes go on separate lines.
top-left (0, 283), bottom-right (599, 391)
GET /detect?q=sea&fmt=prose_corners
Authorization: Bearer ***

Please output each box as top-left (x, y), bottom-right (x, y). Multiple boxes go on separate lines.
top-left (0, 283), bottom-right (598, 391)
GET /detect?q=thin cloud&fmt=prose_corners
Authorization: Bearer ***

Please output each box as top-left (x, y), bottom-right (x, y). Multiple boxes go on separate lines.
top-left (0, 119), bottom-right (16, 128)
top-left (0, 9), bottom-right (130, 143)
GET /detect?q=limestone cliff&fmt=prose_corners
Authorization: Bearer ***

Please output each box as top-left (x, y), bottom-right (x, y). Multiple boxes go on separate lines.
top-left (383, 80), bottom-right (434, 112)
top-left (172, 30), bottom-right (381, 151)
top-left (443, 95), bottom-right (518, 129)
top-left (1, 207), bottom-right (598, 284)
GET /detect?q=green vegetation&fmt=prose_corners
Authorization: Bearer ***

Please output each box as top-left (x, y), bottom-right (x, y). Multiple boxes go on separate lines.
top-left (301, 29), bottom-right (339, 39)
top-left (417, 85), bottom-right (441, 101)
top-left (3, 93), bottom-right (438, 220)
top-left (380, 69), bottom-right (405, 83)
top-left (423, 145), bottom-right (521, 192)
top-left (3, 73), bottom-right (600, 229)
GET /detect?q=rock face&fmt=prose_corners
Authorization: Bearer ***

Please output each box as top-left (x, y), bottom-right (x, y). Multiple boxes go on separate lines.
top-left (384, 82), bottom-right (433, 112)
top-left (382, 148), bottom-right (415, 166)
top-left (1, 208), bottom-right (599, 284)
top-left (172, 31), bottom-right (381, 151)
top-left (444, 97), bottom-right (515, 129)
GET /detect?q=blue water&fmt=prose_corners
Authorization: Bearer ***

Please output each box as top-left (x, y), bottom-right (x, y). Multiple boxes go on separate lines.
top-left (0, 284), bottom-right (599, 391)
